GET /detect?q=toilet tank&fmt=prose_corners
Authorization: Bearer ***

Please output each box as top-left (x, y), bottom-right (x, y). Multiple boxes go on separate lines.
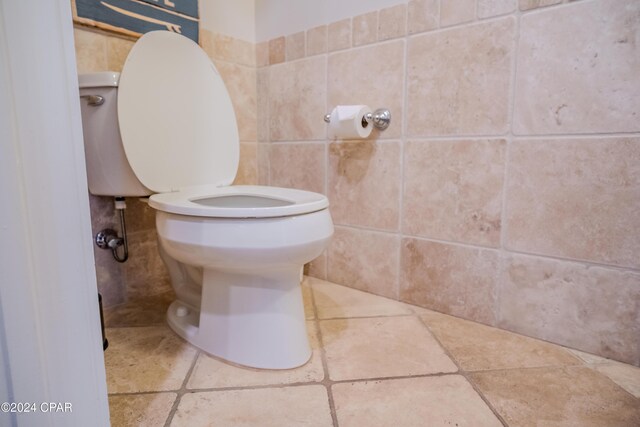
top-left (79, 72), bottom-right (152, 197)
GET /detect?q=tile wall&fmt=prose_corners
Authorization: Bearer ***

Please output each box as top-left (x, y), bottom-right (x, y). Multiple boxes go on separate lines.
top-left (73, 26), bottom-right (259, 307)
top-left (255, 0), bottom-right (640, 365)
top-left (73, 0), bottom-right (638, 366)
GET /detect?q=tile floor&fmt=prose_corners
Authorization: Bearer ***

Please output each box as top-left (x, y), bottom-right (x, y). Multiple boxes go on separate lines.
top-left (104, 277), bottom-right (640, 426)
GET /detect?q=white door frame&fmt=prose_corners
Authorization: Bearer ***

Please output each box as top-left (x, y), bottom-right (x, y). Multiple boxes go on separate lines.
top-left (0, 0), bottom-right (110, 426)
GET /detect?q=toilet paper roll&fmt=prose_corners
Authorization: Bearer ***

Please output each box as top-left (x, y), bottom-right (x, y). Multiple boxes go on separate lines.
top-left (328, 105), bottom-right (373, 139)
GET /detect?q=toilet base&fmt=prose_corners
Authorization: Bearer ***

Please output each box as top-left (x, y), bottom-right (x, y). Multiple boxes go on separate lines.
top-left (166, 267), bottom-right (311, 370)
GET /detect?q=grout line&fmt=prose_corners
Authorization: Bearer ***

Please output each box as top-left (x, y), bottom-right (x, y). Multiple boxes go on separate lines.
top-left (162, 348), bottom-right (201, 427)
top-left (497, 0), bottom-right (523, 336)
top-left (414, 315), bottom-right (510, 427)
top-left (331, 222), bottom-right (640, 273)
top-left (402, 131), bottom-right (640, 142)
top-left (395, 14), bottom-right (410, 302)
top-left (309, 280), bottom-right (340, 427)
top-left (323, 42), bottom-right (330, 281)
top-left (499, 248), bottom-right (640, 273)
top-left (317, 313), bottom-right (414, 321)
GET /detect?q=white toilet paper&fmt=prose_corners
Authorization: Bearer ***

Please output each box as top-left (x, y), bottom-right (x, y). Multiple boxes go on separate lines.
top-left (328, 105), bottom-right (373, 139)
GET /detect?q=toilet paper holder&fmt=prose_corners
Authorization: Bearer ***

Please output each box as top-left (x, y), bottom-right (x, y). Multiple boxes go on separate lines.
top-left (324, 108), bottom-right (391, 131)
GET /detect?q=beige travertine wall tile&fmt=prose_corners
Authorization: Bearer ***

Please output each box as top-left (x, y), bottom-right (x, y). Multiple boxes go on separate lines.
top-left (307, 252), bottom-right (327, 280)
top-left (519, 0), bottom-right (561, 11)
top-left (478, 0), bottom-right (516, 18)
top-left (378, 4), bottom-right (406, 41)
top-left (403, 139), bottom-right (505, 246)
top-left (328, 19), bottom-right (351, 52)
top-left (104, 292), bottom-right (174, 328)
top-left (407, 0), bottom-right (439, 34)
top-left (88, 194), bottom-right (119, 233)
top-left (421, 311), bottom-right (580, 371)
top-left (327, 226), bottom-right (400, 299)
top-left (215, 61), bottom-right (257, 142)
top-left (352, 11), bottom-right (378, 47)
top-left (505, 138), bottom-right (640, 268)
top-left (171, 386), bottom-right (333, 427)
top-left (268, 36), bottom-right (285, 64)
top-left (233, 142), bottom-right (258, 185)
top-left (268, 143), bottom-right (325, 194)
top-left (256, 68), bottom-right (269, 142)
top-left (320, 316), bottom-right (457, 380)
top-left (257, 143), bottom-right (270, 185)
top-left (73, 28), bottom-right (107, 73)
top-left (96, 258), bottom-right (126, 307)
top-left (211, 33), bottom-right (255, 67)
top-left (499, 254), bottom-right (640, 365)
top-left (269, 56), bottom-right (326, 141)
top-left (333, 376), bottom-right (502, 427)
top-left (109, 393), bottom-right (176, 427)
top-left (88, 194), bottom-right (125, 307)
top-left (328, 40), bottom-right (404, 139)
top-left (255, 40), bottom-right (269, 67)
top-left (285, 31), bottom-right (305, 61)
top-left (302, 278), bottom-right (316, 319)
top-left (187, 322), bottom-right (323, 389)
top-left (125, 198), bottom-right (156, 232)
top-left (400, 238), bottom-right (498, 325)
top-left (306, 25), bottom-right (328, 56)
top-left (328, 141), bottom-right (401, 231)
top-left (514, 0), bottom-right (640, 134)
top-left (124, 230), bottom-right (171, 298)
top-left (94, 246), bottom-right (126, 307)
top-left (106, 36), bottom-right (134, 71)
top-left (199, 28), bottom-right (214, 57)
top-left (407, 18), bottom-right (514, 136)
top-left (470, 366), bottom-right (640, 426)
top-left (440, 0), bottom-right (476, 27)
top-left (105, 326), bottom-right (197, 393)
top-left (311, 276), bottom-right (412, 319)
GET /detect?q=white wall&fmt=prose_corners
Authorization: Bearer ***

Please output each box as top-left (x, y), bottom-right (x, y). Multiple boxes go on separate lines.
top-left (199, 0), bottom-right (409, 42)
top-left (200, 0), bottom-right (256, 42)
top-left (255, 0), bottom-right (408, 41)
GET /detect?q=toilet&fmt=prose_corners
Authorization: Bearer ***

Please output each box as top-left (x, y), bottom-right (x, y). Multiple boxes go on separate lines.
top-left (78, 31), bottom-right (333, 369)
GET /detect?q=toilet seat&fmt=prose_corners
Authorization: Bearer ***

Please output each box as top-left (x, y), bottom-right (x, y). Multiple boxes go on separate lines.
top-left (149, 185), bottom-right (328, 218)
top-left (118, 31), bottom-right (239, 193)
top-left (119, 32), bottom-right (329, 222)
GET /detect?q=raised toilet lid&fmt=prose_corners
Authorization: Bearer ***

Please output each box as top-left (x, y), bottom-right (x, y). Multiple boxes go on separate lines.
top-left (118, 31), bottom-right (239, 193)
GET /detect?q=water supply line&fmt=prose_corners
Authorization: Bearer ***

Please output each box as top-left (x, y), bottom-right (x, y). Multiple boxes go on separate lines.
top-left (95, 196), bottom-right (129, 263)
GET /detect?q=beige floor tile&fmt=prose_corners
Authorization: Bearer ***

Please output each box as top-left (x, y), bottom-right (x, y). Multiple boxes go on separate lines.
top-left (105, 326), bottom-right (198, 393)
top-left (421, 311), bottom-right (580, 371)
top-left (170, 385), bottom-right (333, 427)
top-left (311, 277), bottom-right (412, 319)
top-left (108, 393), bottom-right (176, 427)
top-left (104, 291), bottom-right (175, 328)
top-left (592, 362), bottom-right (640, 398)
top-left (186, 321), bottom-right (324, 389)
top-left (320, 316), bottom-right (457, 381)
top-left (333, 376), bottom-right (502, 427)
top-left (470, 366), bottom-right (640, 427)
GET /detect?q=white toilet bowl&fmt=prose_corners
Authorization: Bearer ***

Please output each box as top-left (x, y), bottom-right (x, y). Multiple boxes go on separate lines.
top-left (152, 185), bottom-right (332, 368)
top-left (77, 31), bottom-right (333, 369)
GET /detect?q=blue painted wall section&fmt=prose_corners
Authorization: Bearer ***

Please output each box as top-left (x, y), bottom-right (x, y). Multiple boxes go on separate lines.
top-left (75, 0), bottom-right (199, 43)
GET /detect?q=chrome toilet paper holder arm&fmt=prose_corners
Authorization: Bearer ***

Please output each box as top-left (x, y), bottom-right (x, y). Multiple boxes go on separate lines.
top-left (324, 108), bottom-right (391, 131)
